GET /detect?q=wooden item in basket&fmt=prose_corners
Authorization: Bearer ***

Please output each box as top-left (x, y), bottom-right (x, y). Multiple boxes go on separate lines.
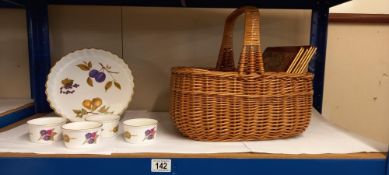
top-left (263, 46), bottom-right (303, 72)
top-left (287, 46), bottom-right (317, 73)
top-left (170, 7), bottom-right (313, 141)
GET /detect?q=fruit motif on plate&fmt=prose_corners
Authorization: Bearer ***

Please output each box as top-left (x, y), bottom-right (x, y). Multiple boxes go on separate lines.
top-left (46, 49), bottom-right (134, 122)
top-left (76, 61), bottom-right (122, 91)
top-left (83, 132), bottom-right (99, 144)
top-left (39, 128), bottom-right (57, 141)
top-left (143, 127), bottom-right (156, 141)
top-left (72, 97), bottom-right (113, 118)
top-left (60, 78), bottom-right (79, 94)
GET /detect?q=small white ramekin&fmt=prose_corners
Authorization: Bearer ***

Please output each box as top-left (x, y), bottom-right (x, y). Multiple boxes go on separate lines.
top-left (85, 114), bottom-right (120, 138)
top-left (27, 117), bottom-right (67, 144)
top-left (61, 121), bottom-right (102, 149)
top-left (122, 118), bottom-right (158, 144)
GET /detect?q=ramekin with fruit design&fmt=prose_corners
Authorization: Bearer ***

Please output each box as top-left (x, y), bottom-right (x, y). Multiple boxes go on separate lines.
top-left (85, 114), bottom-right (120, 138)
top-left (27, 117), bottom-right (67, 144)
top-left (61, 121), bottom-right (102, 149)
top-left (122, 118), bottom-right (158, 144)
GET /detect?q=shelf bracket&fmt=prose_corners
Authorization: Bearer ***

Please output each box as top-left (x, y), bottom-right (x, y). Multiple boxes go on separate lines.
top-left (309, 5), bottom-right (329, 113)
top-left (26, 0), bottom-right (51, 113)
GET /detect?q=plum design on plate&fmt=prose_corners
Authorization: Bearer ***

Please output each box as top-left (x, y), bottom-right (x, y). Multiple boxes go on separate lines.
top-left (76, 61), bottom-right (122, 91)
top-left (83, 132), bottom-right (99, 144)
top-left (72, 97), bottom-right (113, 118)
top-left (39, 128), bottom-right (57, 141)
top-left (60, 78), bottom-right (79, 94)
top-left (143, 127), bottom-right (156, 141)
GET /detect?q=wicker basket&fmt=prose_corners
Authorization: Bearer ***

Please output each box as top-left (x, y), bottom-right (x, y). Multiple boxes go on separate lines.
top-left (170, 6), bottom-right (313, 141)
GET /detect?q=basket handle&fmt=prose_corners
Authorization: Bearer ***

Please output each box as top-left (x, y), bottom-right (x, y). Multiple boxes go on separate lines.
top-left (216, 6), bottom-right (264, 75)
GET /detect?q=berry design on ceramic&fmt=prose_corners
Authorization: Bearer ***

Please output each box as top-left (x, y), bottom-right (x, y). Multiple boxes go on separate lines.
top-left (39, 129), bottom-right (57, 141)
top-left (63, 134), bottom-right (75, 143)
top-left (143, 127), bottom-right (156, 141)
top-left (60, 78), bottom-right (79, 94)
top-left (112, 125), bottom-right (119, 133)
top-left (73, 97), bottom-right (113, 118)
top-left (123, 131), bottom-right (136, 140)
top-left (77, 61), bottom-right (121, 91)
top-left (83, 132), bottom-right (99, 144)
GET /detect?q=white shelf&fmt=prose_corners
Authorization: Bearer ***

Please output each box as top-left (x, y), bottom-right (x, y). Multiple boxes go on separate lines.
top-left (0, 109), bottom-right (386, 156)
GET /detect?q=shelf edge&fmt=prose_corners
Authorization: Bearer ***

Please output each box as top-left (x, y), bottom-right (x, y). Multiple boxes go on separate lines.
top-left (0, 152), bottom-right (386, 159)
top-left (0, 104), bottom-right (35, 128)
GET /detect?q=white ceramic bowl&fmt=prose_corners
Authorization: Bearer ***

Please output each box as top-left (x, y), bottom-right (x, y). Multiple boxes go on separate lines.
top-left (27, 117), bottom-right (67, 144)
top-left (122, 118), bottom-right (158, 144)
top-left (61, 121), bottom-right (102, 149)
top-left (85, 114), bottom-right (120, 138)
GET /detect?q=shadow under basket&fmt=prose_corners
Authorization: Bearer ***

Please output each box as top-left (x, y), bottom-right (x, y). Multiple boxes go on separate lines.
top-left (169, 7), bottom-right (314, 142)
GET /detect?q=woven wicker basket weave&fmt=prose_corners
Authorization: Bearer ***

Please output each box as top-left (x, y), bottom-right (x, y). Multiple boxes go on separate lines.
top-left (170, 6), bottom-right (314, 141)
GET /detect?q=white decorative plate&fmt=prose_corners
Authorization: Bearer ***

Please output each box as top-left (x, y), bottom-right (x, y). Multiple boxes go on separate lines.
top-left (46, 49), bottom-right (134, 122)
